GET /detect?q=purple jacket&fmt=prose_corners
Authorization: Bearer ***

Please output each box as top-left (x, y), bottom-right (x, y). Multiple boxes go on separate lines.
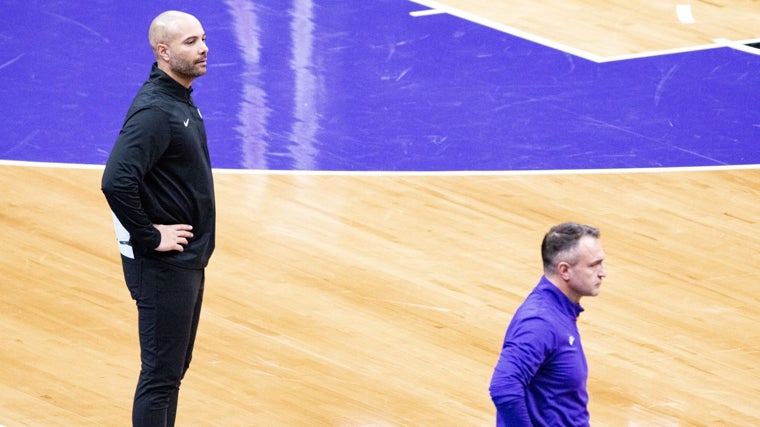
top-left (489, 276), bottom-right (590, 426)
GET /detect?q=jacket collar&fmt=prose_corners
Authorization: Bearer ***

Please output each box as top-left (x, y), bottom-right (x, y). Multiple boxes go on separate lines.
top-left (149, 62), bottom-right (193, 101)
top-left (537, 275), bottom-right (584, 319)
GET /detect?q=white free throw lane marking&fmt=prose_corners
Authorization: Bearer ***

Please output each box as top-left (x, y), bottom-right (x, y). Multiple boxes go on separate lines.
top-left (676, 4), bottom-right (696, 24)
top-left (409, 0), bottom-right (760, 61)
top-left (409, 0), bottom-right (602, 61)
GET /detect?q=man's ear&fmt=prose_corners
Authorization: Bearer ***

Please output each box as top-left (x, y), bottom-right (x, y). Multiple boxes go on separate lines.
top-left (156, 43), bottom-right (170, 62)
top-left (557, 261), bottom-right (571, 280)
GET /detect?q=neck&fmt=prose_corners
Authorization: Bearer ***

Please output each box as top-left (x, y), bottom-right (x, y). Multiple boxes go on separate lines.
top-left (544, 274), bottom-right (581, 304)
top-left (157, 62), bottom-right (193, 88)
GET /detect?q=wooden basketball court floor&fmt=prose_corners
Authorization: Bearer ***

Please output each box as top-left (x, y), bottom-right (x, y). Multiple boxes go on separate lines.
top-left (2, 1), bottom-right (760, 426)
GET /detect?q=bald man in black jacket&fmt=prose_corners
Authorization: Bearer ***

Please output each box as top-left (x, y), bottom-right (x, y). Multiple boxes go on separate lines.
top-left (102, 10), bottom-right (214, 427)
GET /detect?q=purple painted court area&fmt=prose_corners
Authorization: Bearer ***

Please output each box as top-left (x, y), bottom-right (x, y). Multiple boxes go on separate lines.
top-left (2, 0), bottom-right (759, 171)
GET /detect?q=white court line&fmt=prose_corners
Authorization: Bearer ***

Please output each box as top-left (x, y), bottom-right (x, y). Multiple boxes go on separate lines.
top-left (676, 4), bottom-right (696, 24)
top-left (4, 160), bottom-right (757, 177)
top-left (408, 0), bottom-right (603, 62)
top-left (714, 37), bottom-right (760, 56)
top-left (0, 159), bottom-right (105, 169)
top-left (408, 0), bottom-right (759, 62)
top-left (410, 8), bottom-right (446, 17)
top-left (211, 164), bottom-right (760, 176)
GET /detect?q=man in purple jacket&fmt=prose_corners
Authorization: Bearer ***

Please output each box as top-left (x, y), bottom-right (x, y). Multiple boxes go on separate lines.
top-left (489, 222), bottom-right (606, 426)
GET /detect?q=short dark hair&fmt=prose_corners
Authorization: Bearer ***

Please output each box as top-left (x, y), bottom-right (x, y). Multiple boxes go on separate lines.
top-left (541, 222), bottom-right (600, 274)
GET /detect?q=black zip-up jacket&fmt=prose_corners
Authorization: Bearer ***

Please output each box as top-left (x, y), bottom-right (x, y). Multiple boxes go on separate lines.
top-left (102, 63), bottom-right (215, 269)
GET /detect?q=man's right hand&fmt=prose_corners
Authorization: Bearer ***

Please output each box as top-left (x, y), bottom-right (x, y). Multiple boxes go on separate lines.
top-left (154, 224), bottom-right (194, 252)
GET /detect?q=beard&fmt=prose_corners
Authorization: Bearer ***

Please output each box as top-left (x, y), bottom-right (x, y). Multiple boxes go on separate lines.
top-left (170, 55), bottom-right (207, 80)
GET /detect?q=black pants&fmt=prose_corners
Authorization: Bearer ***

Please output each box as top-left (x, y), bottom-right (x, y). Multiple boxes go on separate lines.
top-left (122, 255), bottom-right (205, 427)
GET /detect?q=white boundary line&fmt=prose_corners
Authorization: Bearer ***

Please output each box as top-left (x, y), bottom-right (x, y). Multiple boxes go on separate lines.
top-left (408, 0), bottom-right (760, 62)
top-left (2, 160), bottom-right (759, 176)
top-left (0, 160), bottom-right (105, 170)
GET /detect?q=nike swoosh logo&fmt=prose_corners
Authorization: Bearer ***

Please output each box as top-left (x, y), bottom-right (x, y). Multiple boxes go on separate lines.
top-left (184, 118), bottom-right (190, 127)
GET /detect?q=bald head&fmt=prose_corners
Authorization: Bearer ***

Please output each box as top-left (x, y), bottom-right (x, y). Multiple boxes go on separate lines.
top-left (149, 11), bottom-right (201, 58)
top-left (147, 10), bottom-right (208, 87)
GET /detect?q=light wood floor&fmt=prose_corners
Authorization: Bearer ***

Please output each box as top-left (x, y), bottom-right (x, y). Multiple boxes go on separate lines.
top-left (1, 164), bottom-right (759, 426)
top-left (417, 0), bottom-right (760, 57)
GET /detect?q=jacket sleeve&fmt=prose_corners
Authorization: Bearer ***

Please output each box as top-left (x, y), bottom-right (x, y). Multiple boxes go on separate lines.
top-left (101, 107), bottom-right (169, 252)
top-left (489, 317), bottom-right (552, 426)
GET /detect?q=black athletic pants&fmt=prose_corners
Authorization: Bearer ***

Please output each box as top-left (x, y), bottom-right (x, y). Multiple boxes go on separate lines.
top-left (121, 255), bottom-right (205, 427)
